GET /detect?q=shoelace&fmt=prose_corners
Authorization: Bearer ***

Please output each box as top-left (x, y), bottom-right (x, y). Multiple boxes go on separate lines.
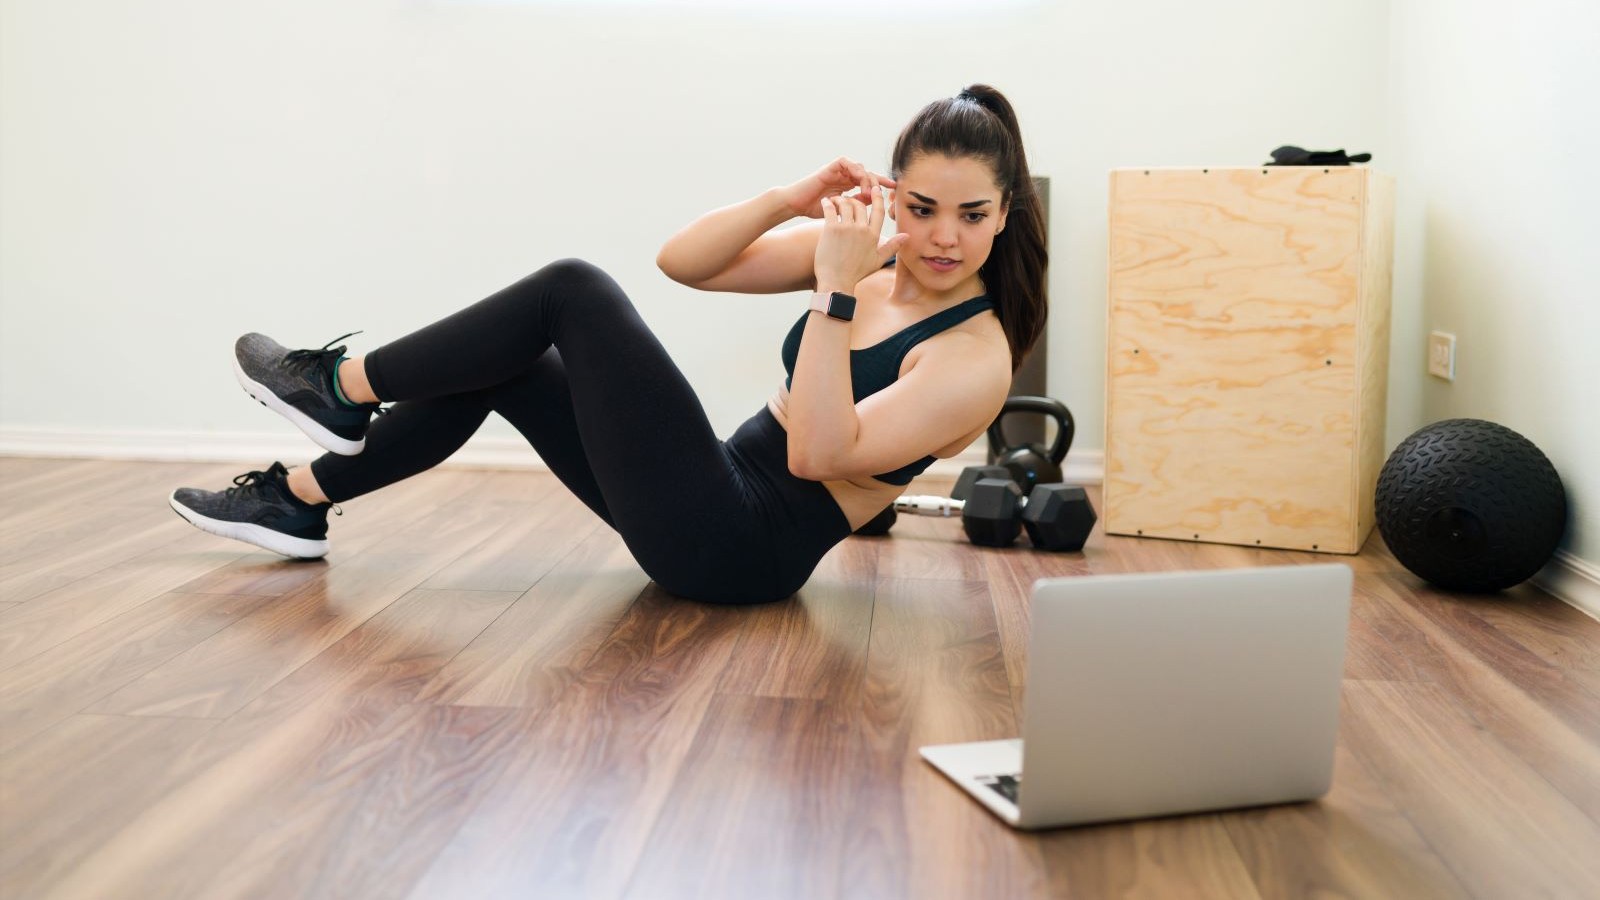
top-left (227, 462), bottom-right (291, 500)
top-left (227, 463), bottom-right (342, 514)
top-left (282, 331), bottom-right (362, 379)
top-left (281, 331), bottom-right (389, 416)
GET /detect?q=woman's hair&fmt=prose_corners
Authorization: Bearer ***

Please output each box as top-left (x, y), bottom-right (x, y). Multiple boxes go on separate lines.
top-left (889, 84), bottom-right (1048, 372)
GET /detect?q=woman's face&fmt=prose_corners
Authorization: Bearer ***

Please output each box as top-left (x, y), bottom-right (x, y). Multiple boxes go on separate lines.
top-left (888, 153), bottom-right (1009, 294)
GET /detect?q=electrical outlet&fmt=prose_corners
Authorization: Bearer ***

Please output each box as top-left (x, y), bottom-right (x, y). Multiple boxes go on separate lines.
top-left (1428, 331), bottom-right (1456, 380)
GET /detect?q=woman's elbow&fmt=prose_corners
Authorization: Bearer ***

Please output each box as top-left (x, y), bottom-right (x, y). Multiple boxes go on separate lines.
top-left (787, 452), bottom-right (818, 481)
top-left (655, 249), bottom-right (686, 284)
top-left (787, 447), bottom-right (836, 481)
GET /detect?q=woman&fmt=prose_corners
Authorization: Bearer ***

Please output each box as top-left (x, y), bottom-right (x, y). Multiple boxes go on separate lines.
top-left (169, 84), bottom-right (1048, 604)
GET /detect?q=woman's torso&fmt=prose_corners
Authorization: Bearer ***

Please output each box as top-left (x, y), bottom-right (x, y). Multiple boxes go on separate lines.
top-left (765, 265), bottom-right (1008, 530)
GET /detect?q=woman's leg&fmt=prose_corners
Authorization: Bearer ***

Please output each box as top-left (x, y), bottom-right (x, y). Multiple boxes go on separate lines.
top-left (309, 349), bottom-right (615, 528)
top-left (350, 258), bottom-right (775, 600)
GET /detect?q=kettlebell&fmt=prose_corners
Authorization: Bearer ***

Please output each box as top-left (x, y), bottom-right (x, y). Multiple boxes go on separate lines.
top-left (986, 396), bottom-right (1074, 492)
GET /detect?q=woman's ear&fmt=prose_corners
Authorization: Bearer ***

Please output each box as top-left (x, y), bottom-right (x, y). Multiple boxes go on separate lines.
top-left (886, 189), bottom-right (896, 220)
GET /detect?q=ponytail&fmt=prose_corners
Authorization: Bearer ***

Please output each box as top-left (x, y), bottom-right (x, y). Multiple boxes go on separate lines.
top-left (890, 84), bottom-right (1048, 371)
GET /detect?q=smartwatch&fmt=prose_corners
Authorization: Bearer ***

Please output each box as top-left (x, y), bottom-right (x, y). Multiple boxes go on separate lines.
top-left (809, 290), bottom-right (857, 322)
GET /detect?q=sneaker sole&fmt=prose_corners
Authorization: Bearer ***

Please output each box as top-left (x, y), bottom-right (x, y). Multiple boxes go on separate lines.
top-left (233, 356), bottom-right (365, 456)
top-left (169, 491), bottom-right (330, 560)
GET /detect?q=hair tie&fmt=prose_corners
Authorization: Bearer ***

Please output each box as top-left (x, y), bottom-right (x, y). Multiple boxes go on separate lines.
top-left (957, 89), bottom-right (980, 103)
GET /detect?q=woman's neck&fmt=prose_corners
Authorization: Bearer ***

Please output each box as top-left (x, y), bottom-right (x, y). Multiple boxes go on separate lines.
top-left (887, 267), bottom-right (987, 310)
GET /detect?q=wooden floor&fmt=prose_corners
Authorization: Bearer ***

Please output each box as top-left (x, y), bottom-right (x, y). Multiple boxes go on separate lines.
top-left (2, 458), bottom-right (1599, 899)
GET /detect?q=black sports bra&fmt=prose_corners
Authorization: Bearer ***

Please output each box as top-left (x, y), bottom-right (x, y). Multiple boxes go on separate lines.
top-left (781, 262), bottom-right (996, 484)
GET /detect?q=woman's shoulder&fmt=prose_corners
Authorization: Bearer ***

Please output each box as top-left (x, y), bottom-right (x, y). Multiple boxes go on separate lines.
top-left (904, 305), bottom-right (1009, 372)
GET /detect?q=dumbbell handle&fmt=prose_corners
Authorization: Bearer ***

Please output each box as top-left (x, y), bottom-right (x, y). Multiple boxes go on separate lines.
top-left (894, 493), bottom-right (1036, 517)
top-left (892, 494), bottom-right (965, 517)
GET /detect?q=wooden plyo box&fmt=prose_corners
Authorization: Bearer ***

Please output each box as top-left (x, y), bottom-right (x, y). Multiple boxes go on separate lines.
top-left (1104, 166), bottom-right (1395, 554)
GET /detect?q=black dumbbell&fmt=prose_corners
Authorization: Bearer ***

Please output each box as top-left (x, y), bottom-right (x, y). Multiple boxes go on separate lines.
top-left (853, 464), bottom-right (1016, 536)
top-left (890, 478), bottom-right (1097, 551)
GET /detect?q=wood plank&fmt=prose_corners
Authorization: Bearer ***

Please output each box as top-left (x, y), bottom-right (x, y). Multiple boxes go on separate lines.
top-left (873, 514), bottom-right (992, 581)
top-left (1470, 582), bottom-right (1600, 676)
top-left (0, 510), bottom-right (230, 604)
top-left (623, 696), bottom-right (860, 899)
top-left (0, 530), bottom-right (253, 666)
top-left (714, 537), bottom-right (875, 702)
top-left (196, 703), bottom-right (533, 900)
top-left (29, 587), bottom-right (524, 899)
top-left (0, 455), bottom-right (81, 488)
top-left (1342, 601), bottom-right (1428, 682)
top-left (404, 585), bottom-right (751, 899)
top-left (0, 590), bottom-right (272, 753)
top-left (0, 462), bottom-right (240, 571)
top-left (1036, 814), bottom-right (1263, 900)
top-left (1341, 680), bottom-right (1600, 897)
top-left (0, 458), bottom-right (153, 512)
top-left (420, 506), bottom-right (603, 592)
top-left (84, 499), bottom-right (518, 719)
top-left (1356, 575), bottom-right (1600, 824)
top-left (979, 540), bottom-right (1097, 718)
top-left (1219, 738), bottom-right (1469, 899)
top-left (844, 578), bottom-right (1048, 899)
top-left (0, 714), bottom-right (222, 896)
top-left (413, 527), bottom-right (647, 708)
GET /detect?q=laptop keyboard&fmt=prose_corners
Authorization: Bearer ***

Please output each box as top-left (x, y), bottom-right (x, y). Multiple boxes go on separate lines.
top-left (977, 773), bottom-right (1021, 804)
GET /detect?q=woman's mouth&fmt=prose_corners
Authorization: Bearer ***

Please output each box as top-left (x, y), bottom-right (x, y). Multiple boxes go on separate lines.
top-left (924, 257), bottom-right (960, 273)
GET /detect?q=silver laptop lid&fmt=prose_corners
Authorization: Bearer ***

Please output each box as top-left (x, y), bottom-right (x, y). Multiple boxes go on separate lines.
top-left (1017, 564), bottom-right (1351, 827)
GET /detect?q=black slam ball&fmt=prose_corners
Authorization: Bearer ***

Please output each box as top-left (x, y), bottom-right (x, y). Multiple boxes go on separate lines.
top-left (1375, 419), bottom-right (1566, 593)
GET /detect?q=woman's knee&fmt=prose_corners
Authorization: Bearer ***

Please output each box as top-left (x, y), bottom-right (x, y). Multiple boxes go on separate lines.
top-left (519, 258), bottom-right (635, 329)
top-left (534, 258), bottom-right (622, 297)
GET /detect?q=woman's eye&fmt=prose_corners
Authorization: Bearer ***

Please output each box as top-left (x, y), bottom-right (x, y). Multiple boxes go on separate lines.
top-left (909, 206), bottom-right (932, 217)
top-left (964, 213), bottom-right (988, 223)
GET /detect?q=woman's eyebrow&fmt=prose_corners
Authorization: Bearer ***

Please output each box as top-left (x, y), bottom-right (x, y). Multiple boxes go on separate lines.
top-left (907, 191), bottom-right (992, 209)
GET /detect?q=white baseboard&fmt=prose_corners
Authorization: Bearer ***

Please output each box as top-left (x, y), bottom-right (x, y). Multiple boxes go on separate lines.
top-left (0, 425), bottom-right (548, 470)
top-left (1533, 550), bottom-right (1600, 622)
top-left (0, 425), bottom-right (1106, 483)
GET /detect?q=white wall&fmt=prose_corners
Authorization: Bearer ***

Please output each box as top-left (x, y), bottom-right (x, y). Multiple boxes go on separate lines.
top-left (0, 0), bottom-right (1390, 446)
top-left (17, 2), bottom-right (1590, 580)
top-left (1387, 0), bottom-right (1599, 571)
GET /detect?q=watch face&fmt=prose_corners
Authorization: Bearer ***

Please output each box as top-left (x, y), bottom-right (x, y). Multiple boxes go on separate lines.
top-left (829, 292), bottom-right (857, 321)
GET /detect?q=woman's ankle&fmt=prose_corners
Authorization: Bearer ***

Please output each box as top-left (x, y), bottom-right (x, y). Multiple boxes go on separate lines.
top-left (335, 354), bottom-right (380, 405)
top-left (286, 465), bottom-right (331, 506)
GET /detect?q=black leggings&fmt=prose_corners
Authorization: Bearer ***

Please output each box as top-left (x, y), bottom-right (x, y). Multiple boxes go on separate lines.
top-left (309, 258), bottom-right (852, 604)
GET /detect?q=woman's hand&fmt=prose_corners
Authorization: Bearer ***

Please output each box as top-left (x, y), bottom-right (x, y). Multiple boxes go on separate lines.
top-left (780, 157), bottom-right (898, 219)
top-left (813, 173), bottom-right (910, 295)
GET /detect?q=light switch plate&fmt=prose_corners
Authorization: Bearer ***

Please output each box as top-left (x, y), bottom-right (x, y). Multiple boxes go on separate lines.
top-left (1428, 331), bottom-right (1456, 380)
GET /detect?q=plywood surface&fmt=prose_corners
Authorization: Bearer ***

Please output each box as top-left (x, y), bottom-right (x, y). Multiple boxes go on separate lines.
top-left (1105, 167), bottom-right (1389, 553)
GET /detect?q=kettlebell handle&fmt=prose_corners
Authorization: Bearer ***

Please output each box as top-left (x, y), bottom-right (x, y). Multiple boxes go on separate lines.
top-left (986, 395), bottom-right (1075, 465)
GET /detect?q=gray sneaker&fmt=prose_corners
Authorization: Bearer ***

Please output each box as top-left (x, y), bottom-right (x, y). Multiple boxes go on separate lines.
top-left (169, 462), bottom-right (335, 559)
top-left (234, 332), bottom-right (379, 455)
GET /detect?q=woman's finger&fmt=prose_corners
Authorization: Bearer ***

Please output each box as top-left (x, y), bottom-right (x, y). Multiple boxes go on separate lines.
top-left (868, 180), bottom-right (885, 230)
top-left (845, 193), bottom-right (866, 226)
top-left (835, 194), bottom-right (855, 226)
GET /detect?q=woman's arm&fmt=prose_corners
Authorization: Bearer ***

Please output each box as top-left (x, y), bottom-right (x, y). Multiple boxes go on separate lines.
top-left (789, 331), bottom-right (1012, 481)
top-left (657, 158), bottom-right (897, 294)
top-left (656, 188), bottom-right (801, 290)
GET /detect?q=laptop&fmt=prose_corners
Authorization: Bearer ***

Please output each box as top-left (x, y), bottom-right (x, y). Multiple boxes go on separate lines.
top-left (921, 564), bottom-right (1352, 829)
